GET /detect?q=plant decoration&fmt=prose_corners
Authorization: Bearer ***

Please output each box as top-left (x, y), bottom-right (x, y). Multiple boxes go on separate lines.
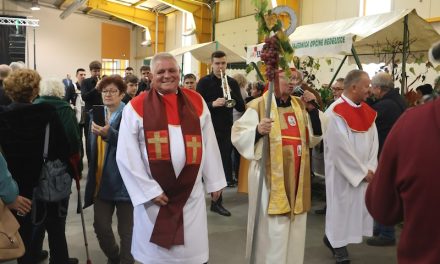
top-left (252, 0), bottom-right (294, 81)
top-left (367, 39), bottom-right (440, 93)
top-left (318, 86), bottom-right (334, 110)
top-left (293, 56), bottom-right (322, 87)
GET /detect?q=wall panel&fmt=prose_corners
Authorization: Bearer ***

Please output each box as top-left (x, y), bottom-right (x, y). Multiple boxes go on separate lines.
top-left (217, 0), bottom-right (235, 22)
top-left (215, 15), bottom-right (258, 58)
top-left (101, 23), bottom-right (130, 60)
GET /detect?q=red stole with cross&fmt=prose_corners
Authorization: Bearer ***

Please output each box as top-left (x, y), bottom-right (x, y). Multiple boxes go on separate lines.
top-left (143, 88), bottom-right (202, 249)
top-left (333, 98), bottom-right (377, 132)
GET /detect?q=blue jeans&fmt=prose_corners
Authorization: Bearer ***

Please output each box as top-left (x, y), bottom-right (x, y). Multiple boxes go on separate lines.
top-left (373, 221), bottom-right (395, 240)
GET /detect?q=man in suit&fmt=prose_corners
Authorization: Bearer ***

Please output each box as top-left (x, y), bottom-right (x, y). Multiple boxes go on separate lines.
top-left (63, 74), bottom-right (76, 105)
top-left (81, 61), bottom-right (103, 162)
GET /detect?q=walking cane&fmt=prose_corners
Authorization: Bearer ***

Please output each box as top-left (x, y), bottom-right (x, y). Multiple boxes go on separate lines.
top-left (70, 155), bottom-right (92, 264)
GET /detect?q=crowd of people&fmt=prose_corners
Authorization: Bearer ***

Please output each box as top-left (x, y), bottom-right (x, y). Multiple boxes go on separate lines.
top-left (0, 49), bottom-right (439, 264)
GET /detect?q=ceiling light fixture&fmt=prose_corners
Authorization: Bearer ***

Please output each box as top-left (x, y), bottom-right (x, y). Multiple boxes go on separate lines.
top-left (30, 0), bottom-right (40, 11)
top-left (141, 28), bottom-right (152, 46)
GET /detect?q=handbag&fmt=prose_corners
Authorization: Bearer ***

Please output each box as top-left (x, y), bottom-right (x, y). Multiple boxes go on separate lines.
top-left (33, 123), bottom-right (72, 203)
top-left (0, 199), bottom-right (25, 260)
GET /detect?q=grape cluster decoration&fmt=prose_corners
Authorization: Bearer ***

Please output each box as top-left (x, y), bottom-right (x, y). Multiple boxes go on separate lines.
top-left (260, 36), bottom-right (279, 81)
top-left (252, 0), bottom-right (294, 82)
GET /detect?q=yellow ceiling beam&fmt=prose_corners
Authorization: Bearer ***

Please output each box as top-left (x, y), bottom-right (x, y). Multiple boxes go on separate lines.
top-left (87, 0), bottom-right (158, 28)
top-left (157, 0), bottom-right (199, 13)
top-left (131, 0), bottom-right (148, 7)
top-left (159, 0), bottom-right (212, 43)
top-left (193, 5), bottom-right (212, 43)
top-left (87, 0), bottom-right (166, 52)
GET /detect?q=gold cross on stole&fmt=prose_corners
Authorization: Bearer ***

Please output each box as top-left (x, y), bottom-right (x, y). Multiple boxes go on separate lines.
top-left (147, 131), bottom-right (168, 159)
top-left (186, 136), bottom-right (201, 164)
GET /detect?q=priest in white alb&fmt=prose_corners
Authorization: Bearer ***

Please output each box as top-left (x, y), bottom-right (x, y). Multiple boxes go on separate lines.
top-left (323, 69), bottom-right (379, 264)
top-left (116, 52), bottom-right (226, 264)
top-left (232, 69), bottom-right (323, 264)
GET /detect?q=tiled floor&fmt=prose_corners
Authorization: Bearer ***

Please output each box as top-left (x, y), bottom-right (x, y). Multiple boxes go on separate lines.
top-left (26, 186), bottom-right (397, 264)
top-left (8, 175), bottom-right (398, 264)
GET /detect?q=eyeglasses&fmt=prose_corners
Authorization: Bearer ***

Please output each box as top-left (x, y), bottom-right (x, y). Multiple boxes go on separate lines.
top-left (101, 90), bottom-right (119, 95)
top-left (331, 87), bottom-right (344, 92)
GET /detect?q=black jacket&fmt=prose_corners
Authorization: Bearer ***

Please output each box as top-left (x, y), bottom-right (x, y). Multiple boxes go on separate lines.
top-left (81, 77), bottom-right (103, 111)
top-left (137, 80), bottom-right (150, 95)
top-left (372, 88), bottom-right (407, 155)
top-left (0, 80), bottom-right (12, 106)
top-left (0, 103), bottom-right (70, 198)
top-left (121, 93), bottom-right (133, 104)
top-left (196, 73), bottom-right (245, 136)
top-left (63, 78), bottom-right (77, 105)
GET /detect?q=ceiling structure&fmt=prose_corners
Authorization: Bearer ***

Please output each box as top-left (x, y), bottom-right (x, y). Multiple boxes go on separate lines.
top-left (17, 0), bottom-right (215, 52)
top-left (34, 0), bottom-right (213, 20)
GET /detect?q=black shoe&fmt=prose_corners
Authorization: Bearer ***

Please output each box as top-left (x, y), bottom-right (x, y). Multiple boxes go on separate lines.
top-left (315, 206), bottom-right (327, 215)
top-left (227, 181), bottom-right (237, 188)
top-left (334, 246), bottom-right (350, 264)
top-left (38, 250), bottom-right (49, 262)
top-left (323, 235), bottom-right (335, 256)
top-left (210, 201), bottom-right (231, 216)
top-left (67, 258), bottom-right (79, 264)
top-left (366, 236), bottom-right (396, 246)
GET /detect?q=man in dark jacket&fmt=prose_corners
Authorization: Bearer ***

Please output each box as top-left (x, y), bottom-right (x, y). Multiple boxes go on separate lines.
top-left (136, 65), bottom-right (152, 95)
top-left (367, 72), bottom-right (406, 247)
top-left (63, 74), bottom-right (77, 105)
top-left (196, 50), bottom-right (245, 217)
top-left (81, 60), bottom-right (103, 162)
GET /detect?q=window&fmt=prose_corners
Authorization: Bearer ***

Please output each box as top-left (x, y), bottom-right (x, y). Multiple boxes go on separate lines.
top-left (181, 12), bottom-right (196, 81)
top-left (360, 0), bottom-right (391, 16)
top-left (101, 59), bottom-right (129, 77)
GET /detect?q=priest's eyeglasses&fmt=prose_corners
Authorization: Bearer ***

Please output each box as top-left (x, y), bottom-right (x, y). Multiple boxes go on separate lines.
top-left (102, 90), bottom-right (119, 95)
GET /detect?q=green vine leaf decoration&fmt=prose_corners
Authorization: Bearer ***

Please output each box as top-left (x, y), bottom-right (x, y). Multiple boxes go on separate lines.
top-left (252, 0), bottom-right (295, 80)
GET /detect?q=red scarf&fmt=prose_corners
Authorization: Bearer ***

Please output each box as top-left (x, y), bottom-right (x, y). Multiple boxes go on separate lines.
top-left (143, 88), bottom-right (202, 249)
top-left (333, 97), bottom-right (377, 132)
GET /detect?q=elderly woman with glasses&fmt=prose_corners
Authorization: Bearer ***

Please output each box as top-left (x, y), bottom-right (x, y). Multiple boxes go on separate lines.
top-left (83, 75), bottom-right (134, 264)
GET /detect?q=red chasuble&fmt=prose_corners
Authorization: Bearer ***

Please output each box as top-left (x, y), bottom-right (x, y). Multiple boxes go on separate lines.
top-left (333, 98), bottom-right (377, 132)
top-left (280, 111), bottom-right (302, 196)
top-left (136, 88), bottom-right (203, 249)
